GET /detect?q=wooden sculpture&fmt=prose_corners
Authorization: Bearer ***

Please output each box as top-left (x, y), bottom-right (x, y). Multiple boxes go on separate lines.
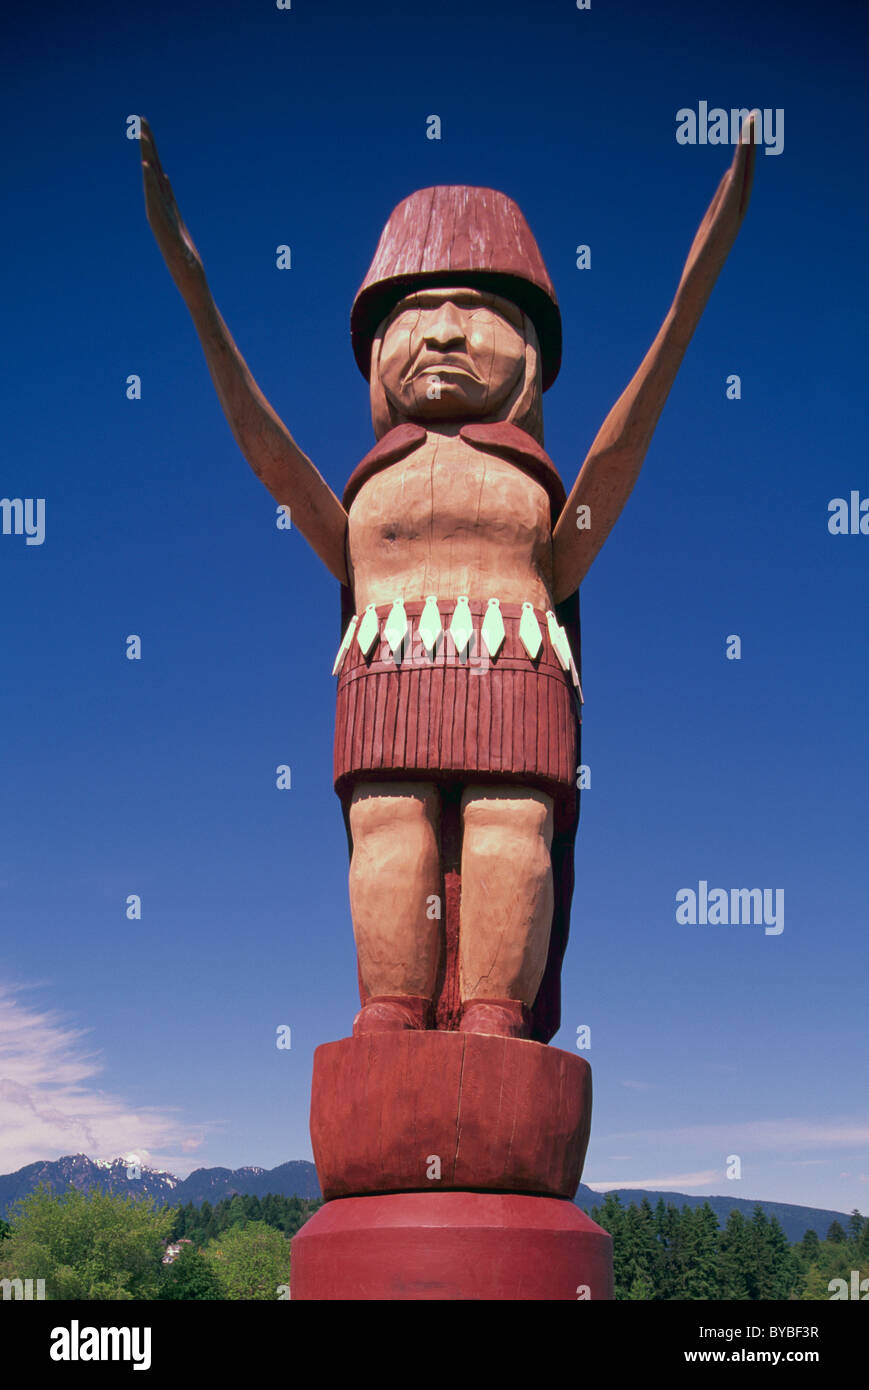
top-left (139, 119), bottom-right (756, 1298)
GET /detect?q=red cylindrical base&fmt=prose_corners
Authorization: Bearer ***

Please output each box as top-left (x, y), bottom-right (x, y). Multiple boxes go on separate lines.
top-left (291, 1191), bottom-right (613, 1300)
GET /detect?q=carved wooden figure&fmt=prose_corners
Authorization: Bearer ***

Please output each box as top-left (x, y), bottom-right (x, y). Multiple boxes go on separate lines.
top-left (140, 122), bottom-right (756, 1298)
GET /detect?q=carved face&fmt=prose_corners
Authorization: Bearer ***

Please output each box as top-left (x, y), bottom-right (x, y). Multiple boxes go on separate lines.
top-left (376, 287), bottom-right (527, 421)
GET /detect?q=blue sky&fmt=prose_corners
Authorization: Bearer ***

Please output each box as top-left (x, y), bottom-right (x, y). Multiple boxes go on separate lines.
top-left (1, 0), bottom-right (866, 1215)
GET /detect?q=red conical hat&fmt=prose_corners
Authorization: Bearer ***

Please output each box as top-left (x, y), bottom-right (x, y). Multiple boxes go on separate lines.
top-left (351, 186), bottom-right (562, 390)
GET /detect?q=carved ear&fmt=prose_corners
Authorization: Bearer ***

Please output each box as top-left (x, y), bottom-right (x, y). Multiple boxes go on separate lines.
top-left (502, 314), bottom-right (544, 445)
top-left (369, 326), bottom-right (399, 439)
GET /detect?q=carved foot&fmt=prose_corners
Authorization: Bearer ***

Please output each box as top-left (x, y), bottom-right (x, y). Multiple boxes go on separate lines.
top-left (458, 998), bottom-right (530, 1039)
top-left (352, 995), bottom-right (432, 1036)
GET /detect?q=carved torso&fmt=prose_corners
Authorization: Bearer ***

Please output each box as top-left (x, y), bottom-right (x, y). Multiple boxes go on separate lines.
top-left (346, 430), bottom-right (556, 612)
top-left (335, 423), bottom-right (580, 1052)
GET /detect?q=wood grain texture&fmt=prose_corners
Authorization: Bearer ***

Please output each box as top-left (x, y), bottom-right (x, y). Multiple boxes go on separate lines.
top-left (334, 599), bottom-right (579, 806)
top-left (350, 186), bottom-right (562, 389)
top-left (310, 1032), bottom-right (592, 1201)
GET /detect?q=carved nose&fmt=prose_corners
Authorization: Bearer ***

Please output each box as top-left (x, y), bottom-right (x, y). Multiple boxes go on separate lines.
top-left (422, 303), bottom-right (466, 350)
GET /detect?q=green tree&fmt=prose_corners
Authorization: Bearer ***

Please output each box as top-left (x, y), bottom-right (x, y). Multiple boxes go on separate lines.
top-left (796, 1229), bottom-right (820, 1266)
top-left (590, 1194), bottom-right (627, 1297)
top-left (657, 1202), bottom-right (692, 1300)
top-left (626, 1273), bottom-right (654, 1299)
top-left (171, 1202), bottom-right (195, 1241)
top-left (243, 1195), bottom-right (262, 1223)
top-left (202, 1220), bottom-right (291, 1300)
top-left (225, 1195), bottom-right (248, 1229)
top-left (164, 1192), bottom-right (320, 1249)
top-left (741, 1204), bottom-right (797, 1299)
top-left (826, 1220), bottom-right (847, 1244)
top-left (0, 1184), bottom-right (172, 1300)
top-left (622, 1199), bottom-right (660, 1298)
top-left (682, 1204), bottom-right (721, 1300)
top-left (799, 1241), bottom-right (858, 1301)
top-left (717, 1210), bottom-right (750, 1299)
top-left (161, 1243), bottom-right (225, 1300)
top-left (847, 1210), bottom-right (865, 1243)
top-left (757, 1210), bottom-right (799, 1299)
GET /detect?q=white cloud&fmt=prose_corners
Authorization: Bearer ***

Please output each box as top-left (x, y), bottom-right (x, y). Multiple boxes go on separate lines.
top-left (585, 1170), bottom-right (720, 1192)
top-left (780, 1159), bottom-right (831, 1168)
top-left (0, 982), bottom-right (207, 1177)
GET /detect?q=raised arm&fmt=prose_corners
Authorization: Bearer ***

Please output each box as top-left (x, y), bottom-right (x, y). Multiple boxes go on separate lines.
top-left (140, 119), bottom-right (349, 585)
top-left (551, 113), bottom-right (757, 602)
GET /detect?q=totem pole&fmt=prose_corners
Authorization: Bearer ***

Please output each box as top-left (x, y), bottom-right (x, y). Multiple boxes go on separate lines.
top-left (140, 116), bottom-right (755, 1299)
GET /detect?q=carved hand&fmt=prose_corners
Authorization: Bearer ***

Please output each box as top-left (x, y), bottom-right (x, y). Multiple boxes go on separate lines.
top-left (140, 118), bottom-right (208, 309)
top-left (675, 113), bottom-right (757, 317)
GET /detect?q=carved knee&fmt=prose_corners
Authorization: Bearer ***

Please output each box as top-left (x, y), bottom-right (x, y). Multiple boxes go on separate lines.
top-left (350, 781), bottom-right (440, 849)
top-left (460, 786), bottom-right (553, 856)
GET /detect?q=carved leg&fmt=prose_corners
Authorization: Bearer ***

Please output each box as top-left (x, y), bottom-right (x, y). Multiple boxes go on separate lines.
top-left (348, 781), bottom-right (442, 1032)
top-left (458, 785), bottom-right (554, 1037)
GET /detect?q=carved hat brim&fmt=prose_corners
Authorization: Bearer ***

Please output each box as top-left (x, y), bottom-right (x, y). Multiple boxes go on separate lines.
top-left (351, 186), bottom-right (562, 391)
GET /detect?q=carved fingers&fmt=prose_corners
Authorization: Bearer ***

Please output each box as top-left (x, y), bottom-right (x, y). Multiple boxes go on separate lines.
top-left (140, 118), bottom-right (206, 299)
top-left (679, 110), bottom-right (758, 295)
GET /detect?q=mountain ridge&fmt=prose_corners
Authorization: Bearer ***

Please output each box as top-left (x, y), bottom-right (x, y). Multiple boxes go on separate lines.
top-left (0, 1153), bottom-right (852, 1243)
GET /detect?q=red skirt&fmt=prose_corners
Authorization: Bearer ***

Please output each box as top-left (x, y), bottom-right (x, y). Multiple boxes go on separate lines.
top-left (333, 598), bottom-right (580, 829)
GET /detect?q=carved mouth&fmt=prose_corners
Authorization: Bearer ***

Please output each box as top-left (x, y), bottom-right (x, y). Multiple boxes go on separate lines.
top-left (409, 363), bottom-right (481, 386)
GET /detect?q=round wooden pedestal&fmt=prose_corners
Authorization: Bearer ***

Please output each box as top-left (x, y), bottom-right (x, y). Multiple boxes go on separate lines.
top-left (292, 1031), bottom-right (613, 1300)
